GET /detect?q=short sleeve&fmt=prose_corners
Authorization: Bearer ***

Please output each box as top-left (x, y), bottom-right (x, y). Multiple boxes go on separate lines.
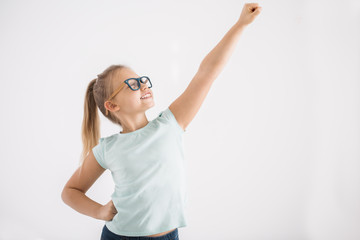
top-left (159, 107), bottom-right (186, 133)
top-left (92, 137), bottom-right (107, 169)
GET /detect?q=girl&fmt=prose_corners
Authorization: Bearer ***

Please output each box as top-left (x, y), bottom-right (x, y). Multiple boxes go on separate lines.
top-left (61, 3), bottom-right (262, 240)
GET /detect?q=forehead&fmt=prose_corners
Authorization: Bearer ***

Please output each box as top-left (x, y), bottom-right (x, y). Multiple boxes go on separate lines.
top-left (113, 68), bottom-right (139, 88)
top-left (117, 68), bottom-right (139, 81)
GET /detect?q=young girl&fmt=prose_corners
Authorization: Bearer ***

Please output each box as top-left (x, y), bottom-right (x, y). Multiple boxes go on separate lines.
top-left (61, 3), bottom-right (262, 240)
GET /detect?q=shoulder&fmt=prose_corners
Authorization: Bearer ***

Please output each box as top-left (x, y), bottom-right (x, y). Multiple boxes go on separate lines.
top-left (155, 107), bottom-right (186, 133)
top-left (95, 133), bottom-right (118, 148)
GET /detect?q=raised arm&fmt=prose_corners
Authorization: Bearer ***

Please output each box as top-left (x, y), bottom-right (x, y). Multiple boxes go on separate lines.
top-left (169, 3), bottom-right (262, 131)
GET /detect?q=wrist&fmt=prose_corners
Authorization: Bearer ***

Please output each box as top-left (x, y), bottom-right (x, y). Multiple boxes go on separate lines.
top-left (95, 204), bottom-right (104, 220)
top-left (234, 21), bottom-right (247, 30)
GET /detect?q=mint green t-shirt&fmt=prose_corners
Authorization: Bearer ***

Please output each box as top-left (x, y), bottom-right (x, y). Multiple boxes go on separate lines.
top-left (92, 107), bottom-right (188, 236)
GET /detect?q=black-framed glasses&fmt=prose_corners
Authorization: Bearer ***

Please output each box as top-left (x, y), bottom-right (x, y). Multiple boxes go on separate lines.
top-left (125, 76), bottom-right (152, 91)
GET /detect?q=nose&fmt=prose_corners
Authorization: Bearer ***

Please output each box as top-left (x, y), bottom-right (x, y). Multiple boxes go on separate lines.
top-left (140, 82), bottom-right (149, 90)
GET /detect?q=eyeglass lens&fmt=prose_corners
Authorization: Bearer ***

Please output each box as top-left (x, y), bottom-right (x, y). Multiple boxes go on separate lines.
top-left (128, 77), bottom-right (151, 90)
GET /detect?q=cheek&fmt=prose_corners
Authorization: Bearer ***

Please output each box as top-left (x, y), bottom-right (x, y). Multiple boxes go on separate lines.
top-left (122, 94), bottom-right (141, 106)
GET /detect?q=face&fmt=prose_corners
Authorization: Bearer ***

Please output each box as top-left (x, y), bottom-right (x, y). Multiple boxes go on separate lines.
top-left (106, 68), bottom-right (155, 115)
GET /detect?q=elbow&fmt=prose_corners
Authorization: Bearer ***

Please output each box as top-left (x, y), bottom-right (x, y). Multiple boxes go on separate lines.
top-left (61, 187), bottom-right (69, 204)
top-left (198, 63), bottom-right (221, 81)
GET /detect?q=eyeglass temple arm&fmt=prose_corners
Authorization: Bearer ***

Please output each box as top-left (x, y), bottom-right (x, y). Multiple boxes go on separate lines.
top-left (105, 84), bottom-right (126, 115)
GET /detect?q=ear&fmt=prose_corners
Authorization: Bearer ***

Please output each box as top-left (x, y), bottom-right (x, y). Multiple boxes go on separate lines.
top-left (104, 100), bottom-right (120, 113)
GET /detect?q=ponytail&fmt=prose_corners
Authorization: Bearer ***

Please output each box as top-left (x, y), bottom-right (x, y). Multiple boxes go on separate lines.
top-left (79, 78), bottom-right (101, 166)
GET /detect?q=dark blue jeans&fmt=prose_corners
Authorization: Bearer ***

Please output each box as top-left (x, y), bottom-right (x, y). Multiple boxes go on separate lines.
top-left (100, 225), bottom-right (179, 240)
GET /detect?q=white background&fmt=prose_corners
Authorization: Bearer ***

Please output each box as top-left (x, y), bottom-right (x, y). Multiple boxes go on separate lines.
top-left (0, 0), bottom-right (359, 239)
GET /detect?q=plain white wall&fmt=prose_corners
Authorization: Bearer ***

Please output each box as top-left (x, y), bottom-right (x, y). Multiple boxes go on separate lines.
top-left (0, 0), bottom-right (359, 239)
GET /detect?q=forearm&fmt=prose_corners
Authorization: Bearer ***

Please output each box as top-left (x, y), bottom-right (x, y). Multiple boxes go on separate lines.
top-left (199, 22), bottom-right (246, 79)
top-left (61, 188), bottom-right (103, 220)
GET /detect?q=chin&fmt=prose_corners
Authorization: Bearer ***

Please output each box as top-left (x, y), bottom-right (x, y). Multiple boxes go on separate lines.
top-left (146, 101), bottom-right (155, 109)
top-left (140, 98), bottom-right (155, 107)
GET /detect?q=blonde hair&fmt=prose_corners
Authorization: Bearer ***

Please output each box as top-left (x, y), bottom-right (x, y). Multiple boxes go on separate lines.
top-left (79, 64), bottom-right (130, 166)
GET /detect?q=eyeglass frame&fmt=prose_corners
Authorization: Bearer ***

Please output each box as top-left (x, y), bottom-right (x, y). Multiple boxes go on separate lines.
top-left (105, 76), bottom-right (152, 116)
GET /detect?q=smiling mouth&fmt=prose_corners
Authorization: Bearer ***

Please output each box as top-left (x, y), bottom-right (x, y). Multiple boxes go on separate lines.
top-left (140, 93), bottom-right (152, 99)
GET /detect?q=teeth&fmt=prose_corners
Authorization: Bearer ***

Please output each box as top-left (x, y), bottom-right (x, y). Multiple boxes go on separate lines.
top-left (141, 93), bottom-right (151, 99)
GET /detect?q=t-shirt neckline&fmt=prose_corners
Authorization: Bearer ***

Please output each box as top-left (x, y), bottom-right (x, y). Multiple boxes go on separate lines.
top-left (118, 120), bottom-right (154, 136)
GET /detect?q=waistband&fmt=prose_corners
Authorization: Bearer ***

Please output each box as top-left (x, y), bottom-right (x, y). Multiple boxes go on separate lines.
top-left (103, 225), bottom-right (178, 240)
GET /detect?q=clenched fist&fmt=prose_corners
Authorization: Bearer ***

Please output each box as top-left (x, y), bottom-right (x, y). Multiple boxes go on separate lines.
top-left (98, 199), bottom-right (118, 221)
top-left (237, 3), bottom-right (262, 27)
